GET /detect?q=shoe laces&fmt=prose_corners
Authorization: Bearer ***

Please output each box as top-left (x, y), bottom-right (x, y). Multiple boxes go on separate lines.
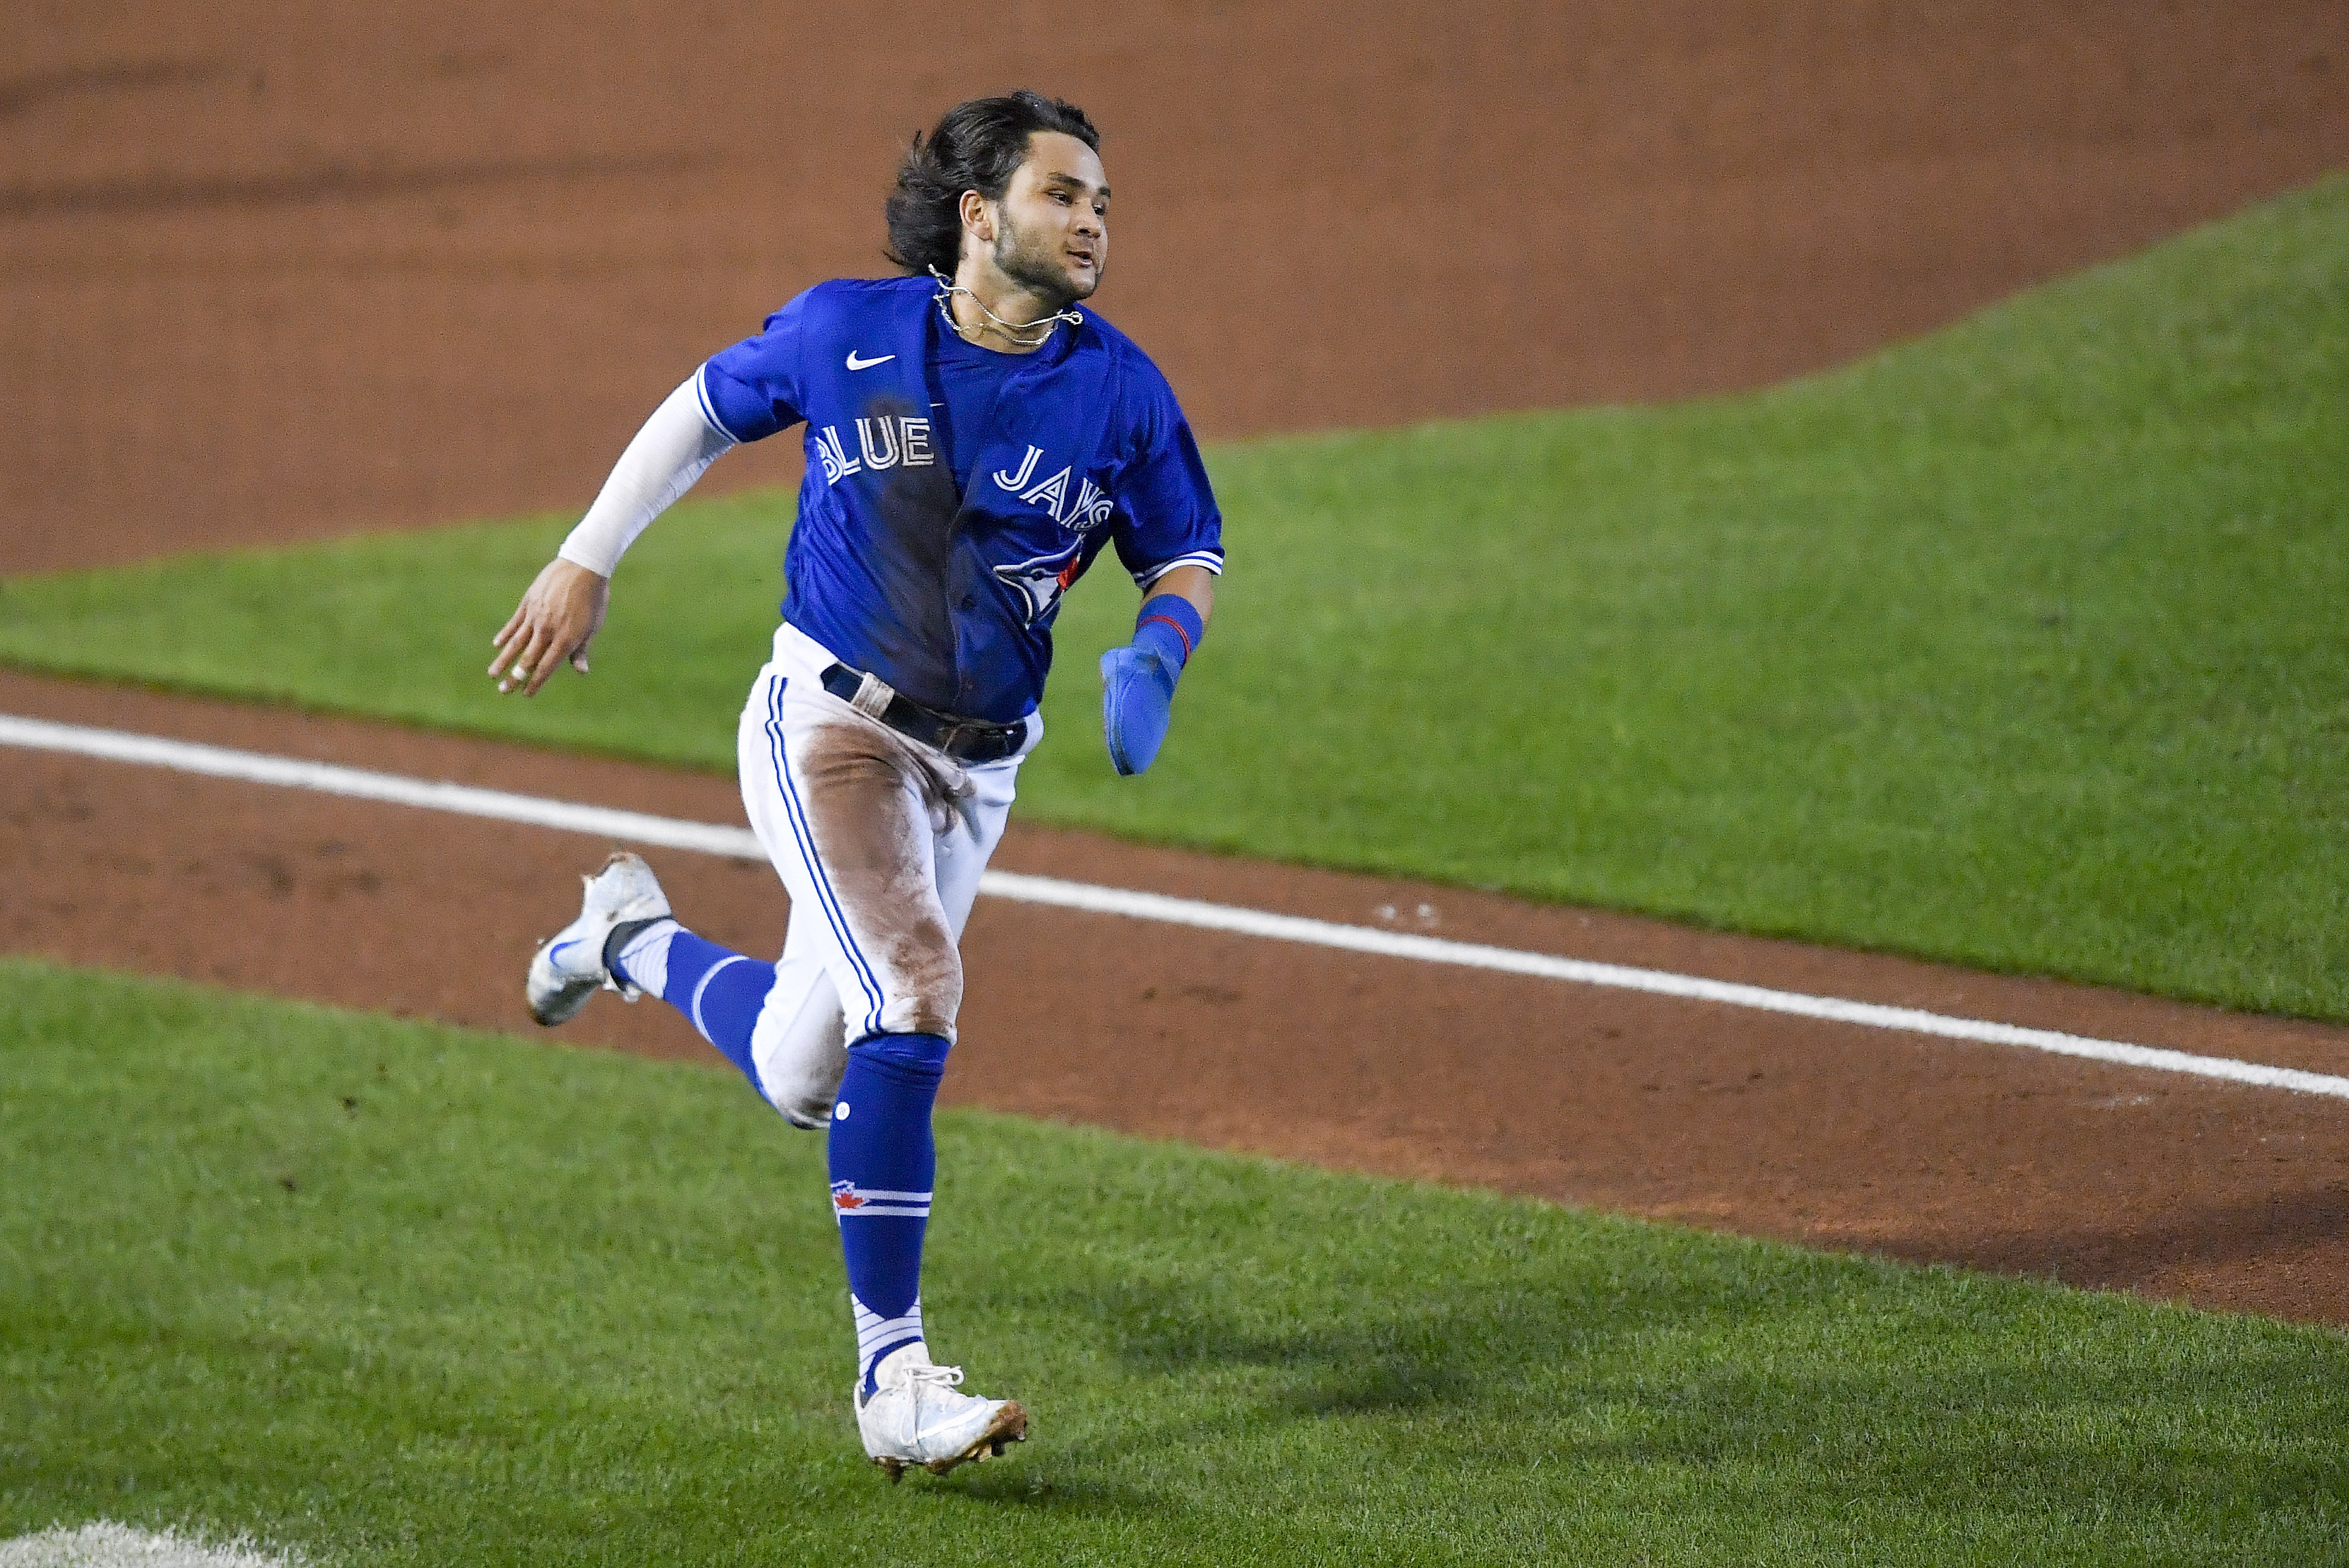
top-left (899, 1363), bottom-right (965, 1393)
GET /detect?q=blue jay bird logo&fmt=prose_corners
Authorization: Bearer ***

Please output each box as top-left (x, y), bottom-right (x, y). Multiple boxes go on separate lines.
top-left (991, 541), bottom-right (1089, 625)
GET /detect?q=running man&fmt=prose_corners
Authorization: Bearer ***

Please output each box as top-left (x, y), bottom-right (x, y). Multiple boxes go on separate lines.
top-left (489, 90), bottom-right (1222, 1478)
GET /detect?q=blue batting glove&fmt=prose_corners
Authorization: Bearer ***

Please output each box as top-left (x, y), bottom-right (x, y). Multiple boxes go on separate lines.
top-left (1101, 595), bottom-right (1204, 776)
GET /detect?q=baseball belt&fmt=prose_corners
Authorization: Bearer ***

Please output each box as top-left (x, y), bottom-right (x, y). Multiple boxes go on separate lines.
top-left (819, 662), bottom-right (1027, 764)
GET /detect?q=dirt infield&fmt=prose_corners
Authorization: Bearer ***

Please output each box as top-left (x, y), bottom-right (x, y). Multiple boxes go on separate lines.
top-left (6, 2), bottom-right (2347, 572)
top-left (9, 667), bottom-right (2349, 1328)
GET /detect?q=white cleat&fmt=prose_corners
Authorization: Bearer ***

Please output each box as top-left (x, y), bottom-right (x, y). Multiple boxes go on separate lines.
top-left (856, 1357), bottom-right (1029, 1481)
top-left (525, 851), bottom-right (672, 1026)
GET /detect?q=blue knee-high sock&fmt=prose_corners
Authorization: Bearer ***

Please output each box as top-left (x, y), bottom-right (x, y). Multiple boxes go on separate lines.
top-left (828, 1031), bottom-right (949, 1396)
top-left (613, 923), bottom-right (775, 1093)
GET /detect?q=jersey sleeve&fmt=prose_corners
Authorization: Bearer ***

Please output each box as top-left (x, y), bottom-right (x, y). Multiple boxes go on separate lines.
top-left (1110, 373), bottom-right (1225, 589)
top-left (696, 289), bottom-right (814, 443)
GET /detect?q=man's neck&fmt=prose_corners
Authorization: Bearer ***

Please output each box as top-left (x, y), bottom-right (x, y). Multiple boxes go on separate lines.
top-left (946, 260), bottom-right (1068, 355)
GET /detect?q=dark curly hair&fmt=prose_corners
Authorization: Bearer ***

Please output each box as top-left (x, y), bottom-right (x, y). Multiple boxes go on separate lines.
top-left (885, 91), bottom-right (1102, 280)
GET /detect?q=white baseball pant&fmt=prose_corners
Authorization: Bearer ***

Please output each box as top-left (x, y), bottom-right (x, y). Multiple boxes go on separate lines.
top-left (734, 623), bottom-right (1036, 1128)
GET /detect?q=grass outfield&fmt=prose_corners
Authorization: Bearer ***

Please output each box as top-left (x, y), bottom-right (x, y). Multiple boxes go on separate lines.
top-left (3, 178), bottom-right (2345, 1019)
top-left (4, 960), bottom-right (2347, 1566)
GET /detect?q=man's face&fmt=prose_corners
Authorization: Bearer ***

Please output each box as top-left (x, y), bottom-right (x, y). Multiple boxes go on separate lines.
top-left (986, 131), bottom-right (1109, 304)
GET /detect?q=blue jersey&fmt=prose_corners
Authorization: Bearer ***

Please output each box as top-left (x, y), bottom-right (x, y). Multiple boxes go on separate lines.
top-left (696, 275), bottom-right (1224, 725)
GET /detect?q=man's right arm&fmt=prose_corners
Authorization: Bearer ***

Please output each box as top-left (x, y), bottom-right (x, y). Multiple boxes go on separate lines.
top-left (488, 375), bottom-right (736, 696)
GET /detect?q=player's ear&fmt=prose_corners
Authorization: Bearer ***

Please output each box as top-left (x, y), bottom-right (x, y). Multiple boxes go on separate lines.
top-left (959, 189), bottom-right (994, 244)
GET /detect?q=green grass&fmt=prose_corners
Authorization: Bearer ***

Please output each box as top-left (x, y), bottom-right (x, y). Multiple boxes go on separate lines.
top-left (5, 958), bottom-right (2347, 1566)
top-left (5, 178), bottom-right (2348, 1017)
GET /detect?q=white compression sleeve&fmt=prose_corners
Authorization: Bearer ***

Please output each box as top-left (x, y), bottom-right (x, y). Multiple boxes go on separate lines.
top-left (556, 375), bottom-right (736, 577)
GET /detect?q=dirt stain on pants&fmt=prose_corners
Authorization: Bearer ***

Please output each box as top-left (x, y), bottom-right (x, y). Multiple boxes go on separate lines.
top-left (784, 702), bottom-right (974, 1042)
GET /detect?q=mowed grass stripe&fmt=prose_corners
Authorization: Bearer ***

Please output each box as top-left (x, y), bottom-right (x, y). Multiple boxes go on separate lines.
top-left (5, 958), bottom-right (2348, 1566)
top-left (4, 176), bottom-right (2345, 1019)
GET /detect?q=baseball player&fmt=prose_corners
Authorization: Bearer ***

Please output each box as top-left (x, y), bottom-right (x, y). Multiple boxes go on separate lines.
top-left (489, 91), bottom-right (1222, 1479)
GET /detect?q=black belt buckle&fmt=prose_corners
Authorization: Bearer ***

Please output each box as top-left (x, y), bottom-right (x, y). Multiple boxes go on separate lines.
top-left (935, 718), bottom-right (989, 761)
top-left (933, 715), bottom-right (1021, 764)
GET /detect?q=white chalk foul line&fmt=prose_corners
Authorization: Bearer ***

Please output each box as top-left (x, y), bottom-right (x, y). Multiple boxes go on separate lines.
top-left (8, 710), bottom-right (2346, 1101)
top-left (0, 713), bottom-right (766, 860)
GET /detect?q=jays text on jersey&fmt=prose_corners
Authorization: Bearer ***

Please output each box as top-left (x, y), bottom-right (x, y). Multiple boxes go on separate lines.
top-left (696, 275), bottom-right (1225, 725)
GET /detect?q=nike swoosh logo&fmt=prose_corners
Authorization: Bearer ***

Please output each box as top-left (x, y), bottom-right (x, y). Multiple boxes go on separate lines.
top-left (845, 351), bottom-right (895, 370)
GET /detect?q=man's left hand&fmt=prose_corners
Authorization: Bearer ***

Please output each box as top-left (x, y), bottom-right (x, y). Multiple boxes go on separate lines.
top-left (1101, 590), bottom-right (1205, 775)
top-left (1101, 643), bottom-right (1180, 775)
